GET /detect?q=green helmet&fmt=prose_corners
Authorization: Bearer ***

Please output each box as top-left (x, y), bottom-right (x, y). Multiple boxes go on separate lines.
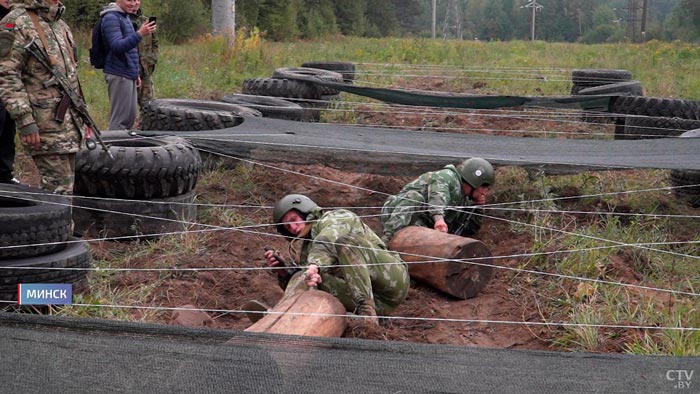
top-left (272, 194), bottom-right (319, 236)
top-left (457, 157), bottom-right (495, 188)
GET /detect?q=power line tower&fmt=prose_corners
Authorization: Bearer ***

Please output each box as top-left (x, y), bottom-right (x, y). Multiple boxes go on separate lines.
top-left (442, 0), bottom-right (463, 40)
top-left (622, 0), bottom-right (642, 42)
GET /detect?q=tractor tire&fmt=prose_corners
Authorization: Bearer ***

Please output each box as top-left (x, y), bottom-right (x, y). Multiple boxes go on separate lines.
top-left (611, 96), bottom-right (700, 120)
top-left (272, 67), bottom-right (344, 96)
top-left (301, 61), bottom-right (356, 83)
top-left (72, 190), bottom-right (198, 240)
top-left (0, 184), bottom-right (72, 260)
top-left (219, 94), bottom-right (304, 121)
top-left (75, 131), bottom-right (202, 200)
top-left (140, 99), bottom-right (261, 131)
top-left (0, 238), bottom-right (90, 301)
top-left (616, 116), bottom-right (700, 140)
top-left (242, 78), bottom-right (322, 100)
top-left (571, 69), bottom-right (633, 87)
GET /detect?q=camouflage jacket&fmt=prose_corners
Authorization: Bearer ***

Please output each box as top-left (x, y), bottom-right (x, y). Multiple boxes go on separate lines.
top-left (390, 164), bottom-right (476, 223)
top-left (0, 1), bottom-right (84, 154)
top-left (129, 12), bottom-right (158, 75)
top-left (298, 208), bottom-right (393, 270)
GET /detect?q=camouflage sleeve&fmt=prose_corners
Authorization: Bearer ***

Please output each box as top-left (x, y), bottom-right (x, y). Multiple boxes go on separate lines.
top-left (305, 210), bottom-right (359, 270)
top-left (0, 17), bottom-right (36, 132)
top-left (151, 29), bottom-right (159, 66)
top-left (425, 169), bottom-right (459, 217)
top-left (138, 14), bottom-right (158, 69)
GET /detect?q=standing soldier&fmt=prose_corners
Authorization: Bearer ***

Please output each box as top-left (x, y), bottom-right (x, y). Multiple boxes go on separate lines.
top-left (0, 0), bottom-right (92, 194)
top-left (0, 0), bottom-right (18, 184)
top-left (264, 194), bottom-right (410, 327)
top-left (380, 157), bottom-right (496, 243)
top-left (128, 0), bottom-right (158, 113)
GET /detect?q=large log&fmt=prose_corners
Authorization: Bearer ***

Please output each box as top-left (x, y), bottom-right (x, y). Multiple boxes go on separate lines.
top-left (245, 273), bottom-right (347, 337)
top-left (388, 226), bottom-right (493, 299)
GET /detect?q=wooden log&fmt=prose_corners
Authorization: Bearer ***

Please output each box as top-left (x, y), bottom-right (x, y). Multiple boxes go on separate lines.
top-left (388, 226), bottom-right (494, 299)
top-left (245, 273), bottom-right (347, 337)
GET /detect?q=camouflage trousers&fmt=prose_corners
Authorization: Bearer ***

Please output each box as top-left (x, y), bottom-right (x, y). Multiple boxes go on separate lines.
top-left (137, 72), bottom-right (155, 109)
top-left (380, 190), bottom-right (434, 242)
top-left (33, 153), bottom-right (75, 195)
top-left (316, 235), bottom-right (409, 316)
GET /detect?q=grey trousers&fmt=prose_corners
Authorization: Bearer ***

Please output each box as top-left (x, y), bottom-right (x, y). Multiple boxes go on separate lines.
top-left (105, 73), bottom-right (138, 130)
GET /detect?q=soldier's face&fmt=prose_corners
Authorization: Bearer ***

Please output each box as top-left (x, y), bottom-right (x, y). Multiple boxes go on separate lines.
top-left (281, 210), bottom-right (306, 236)
top-left (0, 0), bottom-right (9, 9)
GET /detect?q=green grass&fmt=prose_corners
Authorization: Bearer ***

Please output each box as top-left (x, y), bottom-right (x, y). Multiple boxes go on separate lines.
top-left (75, 34), bottom-right (700, 129)
top-left (66, 33), bottom-right (700, 354)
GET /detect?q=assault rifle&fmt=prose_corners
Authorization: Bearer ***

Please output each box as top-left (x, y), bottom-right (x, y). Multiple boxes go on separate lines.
top-left (24, 38), bottom-right (112, 158)
top-left (448, 207), bottom-right (476, 237)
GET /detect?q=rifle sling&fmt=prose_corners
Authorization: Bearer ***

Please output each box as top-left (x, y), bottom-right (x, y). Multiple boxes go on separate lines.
top-left (27, 11), bottom-right (55, 67)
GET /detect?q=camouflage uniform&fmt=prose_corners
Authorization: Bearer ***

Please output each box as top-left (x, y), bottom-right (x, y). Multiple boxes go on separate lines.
top-left (294, 208), bottom-right (409, 315)
top-left (0, 0), bottom-right (86, 194)
top-left (129, 11), bottom-right (158, 109)
top-left (381, 164), bottom-right (483, 241)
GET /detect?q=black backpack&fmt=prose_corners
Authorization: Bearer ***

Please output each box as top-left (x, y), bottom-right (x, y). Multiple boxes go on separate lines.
top-left (89, 16), bottom-right (107, 69)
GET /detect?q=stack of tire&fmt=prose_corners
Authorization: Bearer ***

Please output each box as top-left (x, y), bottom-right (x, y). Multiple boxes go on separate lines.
top-left (610, 96), bottom-right (700, 140)
top-left (139, 98), bottom-right (262, 132)
top-left (0, 184), bottom-right (90, 302)
top-left (570, 68), bottom-right (642, 126)
top-left (670, 129), bottom-right (700, 207)
top-left (73, 130), bottom-right (202, 239)
top-left (241, 62), bottom-right (354, 122)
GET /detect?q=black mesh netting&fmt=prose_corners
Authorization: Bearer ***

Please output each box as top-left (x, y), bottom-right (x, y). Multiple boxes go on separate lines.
top-left (1, 312), bottom-right (698, 393)
top-left (139, 116), bottom-right (700, 176)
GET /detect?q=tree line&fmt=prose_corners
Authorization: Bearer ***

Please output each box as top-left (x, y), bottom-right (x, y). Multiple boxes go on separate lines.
top-left (62, 0), bottom-right (699, 43)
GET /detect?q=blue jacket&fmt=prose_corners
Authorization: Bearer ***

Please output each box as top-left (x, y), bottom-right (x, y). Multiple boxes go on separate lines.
top-left (100, 4), bottom-right (141, 80)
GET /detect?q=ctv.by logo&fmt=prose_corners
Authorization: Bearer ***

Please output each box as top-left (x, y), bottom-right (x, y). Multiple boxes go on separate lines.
top-left (667, 370), bottom-right (693, 389)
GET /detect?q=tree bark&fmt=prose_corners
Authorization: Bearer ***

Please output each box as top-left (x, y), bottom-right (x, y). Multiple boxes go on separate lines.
top-left (245, 272), bottom-right (347, 337)
top-left (211, 0), bottom-right (236, 47)
top-left (388, 226), bottom-right (494, 299)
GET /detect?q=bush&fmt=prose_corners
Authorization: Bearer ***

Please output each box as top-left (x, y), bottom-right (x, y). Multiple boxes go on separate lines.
top-left (150, 0), bottom-right (210, 44)
top-left (62, 0), bottom-right (104, 29)
top-left (63, 0), bottom-right (210, 44)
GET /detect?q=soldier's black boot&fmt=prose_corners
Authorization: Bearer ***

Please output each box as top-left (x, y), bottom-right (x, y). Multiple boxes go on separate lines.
top-left (354, 298), bottom-right (379, 327)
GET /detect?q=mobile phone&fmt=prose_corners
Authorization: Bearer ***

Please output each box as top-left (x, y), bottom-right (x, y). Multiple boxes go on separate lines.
top-left (148, 16), bottom-right (157, 23)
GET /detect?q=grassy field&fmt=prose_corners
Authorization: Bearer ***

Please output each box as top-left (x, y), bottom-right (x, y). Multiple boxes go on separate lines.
top-left (75, 33), bottom-right (700, 128)
top-left (64, 33), bottom-right (700, 355)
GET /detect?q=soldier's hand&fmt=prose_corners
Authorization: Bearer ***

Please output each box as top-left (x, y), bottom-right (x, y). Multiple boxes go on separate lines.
top-left (433, 217), bottom-right (448, 233)
top-left (304, 264), bottom-right (322, 287)
top-left (263, 249), bottom-right (287, 278)
top-left (84, 125), bottom-right (94, 139)
top-left (21, 132), bottom-right (40, 149)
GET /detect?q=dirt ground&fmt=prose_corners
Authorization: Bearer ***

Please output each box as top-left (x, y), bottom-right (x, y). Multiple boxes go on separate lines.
top-left (15, 76), bottom-right (623, 351)
top-left (87, 163), bottom-right (549, 350)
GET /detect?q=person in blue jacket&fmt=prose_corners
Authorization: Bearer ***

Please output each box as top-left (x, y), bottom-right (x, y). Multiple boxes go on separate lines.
top-left (100, 0), bottom-right (155, 130)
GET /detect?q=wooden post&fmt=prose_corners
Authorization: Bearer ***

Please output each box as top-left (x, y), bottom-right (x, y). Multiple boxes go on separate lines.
top-left (388, 226), bottom-right (494, 299)
top-left (245, 272), bottom-right (347, 337)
